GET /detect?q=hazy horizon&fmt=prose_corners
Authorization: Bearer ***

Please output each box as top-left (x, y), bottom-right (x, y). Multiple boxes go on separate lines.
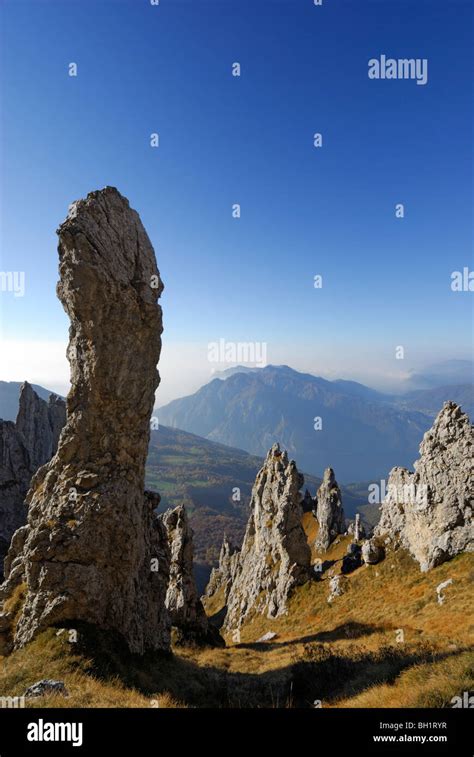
top-left (1, 345), bottom-right (472, 408)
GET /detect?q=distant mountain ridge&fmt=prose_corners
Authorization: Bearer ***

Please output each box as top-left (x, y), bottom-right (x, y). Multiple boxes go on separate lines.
top-left (0, 381), bottom-right (366, 588)
top-left (158, 365), bottom-right (472, 482)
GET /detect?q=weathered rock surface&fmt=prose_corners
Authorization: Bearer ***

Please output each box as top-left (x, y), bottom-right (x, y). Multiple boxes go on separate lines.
top-left (375, 402), bottom-right (473, 571)
top-left (24, 679), bottom-right (69, 699)
top-left (0, 423), bottom-right (30, 577)
top-left (0, 384), bottom-right (66, 577)
top-left (0, 187), bottom-right (171, 655)
top-left (223, 444), bottom-right (311, 631)
top-left (314, 467), bottom-right (345, 551)
top-left (204, 535), bottom-right (240, 605)
top-left (327, 574), bottom-right (345, 603)
top-left (361, 539), bottom-right (384, 565)
top-left (16, 382), bottom-right (66, 470)
top-left (162, 504), bottom-right (222, 646)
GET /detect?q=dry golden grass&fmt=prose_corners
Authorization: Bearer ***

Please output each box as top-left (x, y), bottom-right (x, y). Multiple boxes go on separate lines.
top-left (334, 649), bottom-right (474, 708)
top-left (3, 581), bottom-right (26, 616)
top-left (201, 584), bottom-right (226, 618)
top-left (0, 529), bottom-right (472, 708)
top-left (0, 628), bottom-right (186, 708)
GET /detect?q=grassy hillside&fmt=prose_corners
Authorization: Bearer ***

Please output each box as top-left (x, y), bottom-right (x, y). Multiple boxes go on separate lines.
top-left (1, 514), bottom-right (472, 709)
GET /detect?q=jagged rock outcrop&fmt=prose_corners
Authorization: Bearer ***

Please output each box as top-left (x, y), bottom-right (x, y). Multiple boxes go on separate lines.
top-left (0, 187), bottom-right (171, 655)
top-left (16, 382), bottom-right (66, 470)
top-left (314, 467), bottom-right (345, 551)
top-left (162, 504), bottom-right (223, 646)
top-left (223, 444), bottom-right (311, 631)
top-left (204, 534), bottom-right (240, 605)
top-left (0, 384), bottom-right (66, 577)
top-left (375, 402), bottom-right (473, 571)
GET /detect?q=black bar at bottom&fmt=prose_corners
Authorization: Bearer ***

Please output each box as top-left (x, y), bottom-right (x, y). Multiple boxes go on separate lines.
top-left (0, 707), bottom-right (471, 755)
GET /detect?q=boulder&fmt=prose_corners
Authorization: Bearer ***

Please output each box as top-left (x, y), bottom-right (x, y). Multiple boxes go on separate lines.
top-left (361, 539), bottom-right (384, 565)
top-left (24, 680), bottom-right (69, 698)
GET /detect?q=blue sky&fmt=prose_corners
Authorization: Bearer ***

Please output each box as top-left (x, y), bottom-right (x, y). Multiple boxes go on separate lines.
top-left (0, 0), bottom-right (472, 403)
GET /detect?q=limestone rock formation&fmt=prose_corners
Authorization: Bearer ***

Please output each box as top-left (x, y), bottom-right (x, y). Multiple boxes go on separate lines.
top-left (327, 574), bottom-right (345, 603)
top-left (0, 187), bottom-right (171, 655)
top-left (314, 467), bottom-right (345, 551)
top-left (0, 423), bottom-right (30, 578)
top-left (16, 382), bottom-right (66, 470)
top-left (0, 384), bottom-right (66, 577)
top-left (375, 402), bottom-right (473, 571)
top-left (204, 534), bottom-right (240, 605)
top-left (361, 539), bottom-right (384, 565)
top-left (162, 504), bottom-right (222, 645)
top-left (348, 513), bottom-right (365, 541)
top-left (223, 444), bottom-right (311, 631)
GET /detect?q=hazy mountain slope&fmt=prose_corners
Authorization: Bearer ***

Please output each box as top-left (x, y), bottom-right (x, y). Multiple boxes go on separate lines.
top-left (158, 366), bottom-right (432, 482)
top-left (393, 384), bottom-right (473, 419)
top-left (403, 359), bottom-right (473, 390)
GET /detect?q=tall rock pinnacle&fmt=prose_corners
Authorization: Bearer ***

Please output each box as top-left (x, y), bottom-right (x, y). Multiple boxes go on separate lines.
top-left (162, 505), bottom-right (223, 646)
top-left (204, 534), bottom-right (240, 606)
top-left (375, 402), bottom-right (473, 571)
top-left (314, 467), bottom-right (345, 551)
top-left (223, 444), bottom-right (311, 632)
top-left (0, 187), bottom-right (170, 654)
